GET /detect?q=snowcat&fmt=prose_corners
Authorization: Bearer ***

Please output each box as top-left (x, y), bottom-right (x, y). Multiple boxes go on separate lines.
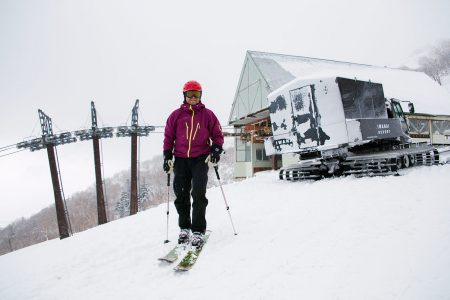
top-left (264, 76), bottom-right (448, 180)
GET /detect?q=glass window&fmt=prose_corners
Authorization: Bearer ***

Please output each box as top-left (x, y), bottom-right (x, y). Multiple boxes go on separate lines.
top-left (432, 120), bottom-right (450, 135)
top-left (391, 101), bottom-right (409, 133)
top-left (256, 148), bottom-right (270, 161)
top-left (337, 77), bottom-right (386, 119)
top-left (235, 132), bottom-right (251, 162)
top-left (408, 119), bottom-right (430, 134)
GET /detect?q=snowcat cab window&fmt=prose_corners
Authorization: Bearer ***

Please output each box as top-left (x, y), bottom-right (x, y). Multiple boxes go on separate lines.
top-left (337, 77), bottom-right (386, 119)
top-left (391, 101), bottom-right (404, 119)
top-left (385, 99), bottom-right (394, 118)
top-left (391, 100), bottom-right (409, 134)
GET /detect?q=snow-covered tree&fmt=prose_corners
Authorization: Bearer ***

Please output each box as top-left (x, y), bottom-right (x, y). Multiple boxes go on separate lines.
top-left (138, 179), bottom-right (151, 211)
top-left (116, 191), bottom-right (130, 218)
top-left (418, 39), bottom-right (450, 85)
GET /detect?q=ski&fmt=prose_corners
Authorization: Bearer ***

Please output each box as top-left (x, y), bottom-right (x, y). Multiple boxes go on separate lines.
top-left (174, 230), bottom-right (211, 272)
top-left (158, 243), bottom-right (187, 263)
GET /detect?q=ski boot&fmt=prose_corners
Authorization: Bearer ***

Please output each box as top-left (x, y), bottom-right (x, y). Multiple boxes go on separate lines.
top-left (178, 229), bottom-right (191, 244)
top-left (191, 232), bottom-right (205, 248)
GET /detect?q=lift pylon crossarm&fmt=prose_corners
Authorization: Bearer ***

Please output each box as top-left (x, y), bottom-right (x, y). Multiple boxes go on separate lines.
top-left (75, 127), bottom-right (114, 141)
top-left (136, 125), bottom-right (155, 136)
top-left (53, 132), bottom-right (77, 145)
top-left (38, 132), bottom-right (76, 147)
top-left (16, 138), bottom-right (45, 151)
top-left (115, 125), bottom-right (155, 137)
top-left (17, 125), bottom-right (153, 151)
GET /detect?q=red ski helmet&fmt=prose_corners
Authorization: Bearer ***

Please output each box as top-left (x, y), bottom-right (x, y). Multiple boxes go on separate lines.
top-left (183, 80), bottom-right (202, 92)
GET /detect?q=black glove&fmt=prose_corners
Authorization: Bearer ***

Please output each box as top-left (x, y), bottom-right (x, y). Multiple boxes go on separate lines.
top-left (163, 150), bottom-right (173, 173)
top-left (210, 144), bottom-right (223, 164)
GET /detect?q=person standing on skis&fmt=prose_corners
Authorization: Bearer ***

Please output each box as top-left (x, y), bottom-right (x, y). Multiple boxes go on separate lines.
top-left (163, 80), bottom-right (224, 247)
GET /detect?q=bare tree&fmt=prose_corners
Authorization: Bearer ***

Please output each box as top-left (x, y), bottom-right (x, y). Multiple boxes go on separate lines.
top-left (418, 39), bottom-right (450, 85)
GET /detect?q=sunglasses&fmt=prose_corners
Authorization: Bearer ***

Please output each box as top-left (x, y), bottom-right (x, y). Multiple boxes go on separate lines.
top-left (185, 90), bottom-right (202, 99)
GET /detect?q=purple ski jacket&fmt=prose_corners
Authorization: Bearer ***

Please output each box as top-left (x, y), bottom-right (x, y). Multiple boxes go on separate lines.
top-left (163, 102), bottom-right (224, 158)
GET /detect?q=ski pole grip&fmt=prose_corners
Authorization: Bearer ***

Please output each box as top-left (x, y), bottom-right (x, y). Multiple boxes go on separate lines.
top-left (214, 166), bottom-right (221, 180)
top-left (167, 173), bottom-right (170, 186)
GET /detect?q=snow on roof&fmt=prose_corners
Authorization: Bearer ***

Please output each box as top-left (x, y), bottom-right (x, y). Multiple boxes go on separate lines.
top-left (249, 51), bottom-right (450, 115)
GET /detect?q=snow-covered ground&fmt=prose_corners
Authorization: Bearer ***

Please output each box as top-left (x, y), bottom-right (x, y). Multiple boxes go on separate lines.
top-left (1, 164), bottom-right (450, 300)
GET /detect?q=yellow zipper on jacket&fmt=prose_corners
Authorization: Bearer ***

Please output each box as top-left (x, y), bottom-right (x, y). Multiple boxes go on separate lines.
top-left (187, 105), bottom-right (195, 157)
top-left (192, 123), bottom-right (200, 141)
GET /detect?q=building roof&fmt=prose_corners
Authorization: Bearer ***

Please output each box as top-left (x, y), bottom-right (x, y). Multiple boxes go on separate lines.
top-left (229, 51), bottom-right (450, 125)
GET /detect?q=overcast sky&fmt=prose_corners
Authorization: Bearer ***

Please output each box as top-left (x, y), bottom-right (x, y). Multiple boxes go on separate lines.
top-left (1, 0), bottom-right (449, 226)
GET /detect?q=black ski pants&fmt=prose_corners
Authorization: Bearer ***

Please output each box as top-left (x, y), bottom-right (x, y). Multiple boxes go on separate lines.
top-left (173, 155), bottom-right (209, 233)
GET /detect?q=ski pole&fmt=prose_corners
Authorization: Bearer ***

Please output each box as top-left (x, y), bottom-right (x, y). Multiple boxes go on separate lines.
top-left (164, 173), bottom-right (170, 243)
top-left (214, 166), bottom-right (237, 235)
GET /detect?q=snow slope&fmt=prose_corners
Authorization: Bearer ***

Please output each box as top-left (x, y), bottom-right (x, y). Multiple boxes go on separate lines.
top-left (1, 165), bottom-right (450, 300)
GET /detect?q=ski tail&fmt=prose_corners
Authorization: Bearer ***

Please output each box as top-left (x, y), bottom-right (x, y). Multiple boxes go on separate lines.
top-left (158, 242), bottom-right (188, 263)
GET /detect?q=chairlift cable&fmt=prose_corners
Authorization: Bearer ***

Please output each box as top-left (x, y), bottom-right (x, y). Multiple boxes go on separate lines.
top-left (0, 149), bottom-right (26, 158)
top-left (0, 143), bottom-right (18, 152)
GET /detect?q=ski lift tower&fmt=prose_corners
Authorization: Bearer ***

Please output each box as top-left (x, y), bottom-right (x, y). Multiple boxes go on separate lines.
top-left (38, 110), bottom-right (73, 239)
top-left (17, 110), bottom-right (76, 239)
top-left (74, 102), bottom-right (114, 225)
top-left (116, 100), bottom-right (155, 215)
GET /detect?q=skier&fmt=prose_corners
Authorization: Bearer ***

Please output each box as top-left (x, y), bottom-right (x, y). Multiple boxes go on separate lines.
top-left (163, 80), bottom-right (224, 247)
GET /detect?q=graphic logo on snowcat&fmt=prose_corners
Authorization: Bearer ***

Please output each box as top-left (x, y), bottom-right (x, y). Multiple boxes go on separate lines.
top-left (269, 85), bottom-right (330, 153)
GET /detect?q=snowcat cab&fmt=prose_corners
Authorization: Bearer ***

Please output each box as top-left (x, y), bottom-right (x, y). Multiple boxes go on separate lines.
top-left (388, 98), bottom-right (410, 137)
top-left (264, 76), bottom-right (440, 180)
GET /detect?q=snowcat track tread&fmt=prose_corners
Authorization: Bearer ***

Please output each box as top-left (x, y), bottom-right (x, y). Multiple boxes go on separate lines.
top-left (278, 145), bottom-right (442, 182)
